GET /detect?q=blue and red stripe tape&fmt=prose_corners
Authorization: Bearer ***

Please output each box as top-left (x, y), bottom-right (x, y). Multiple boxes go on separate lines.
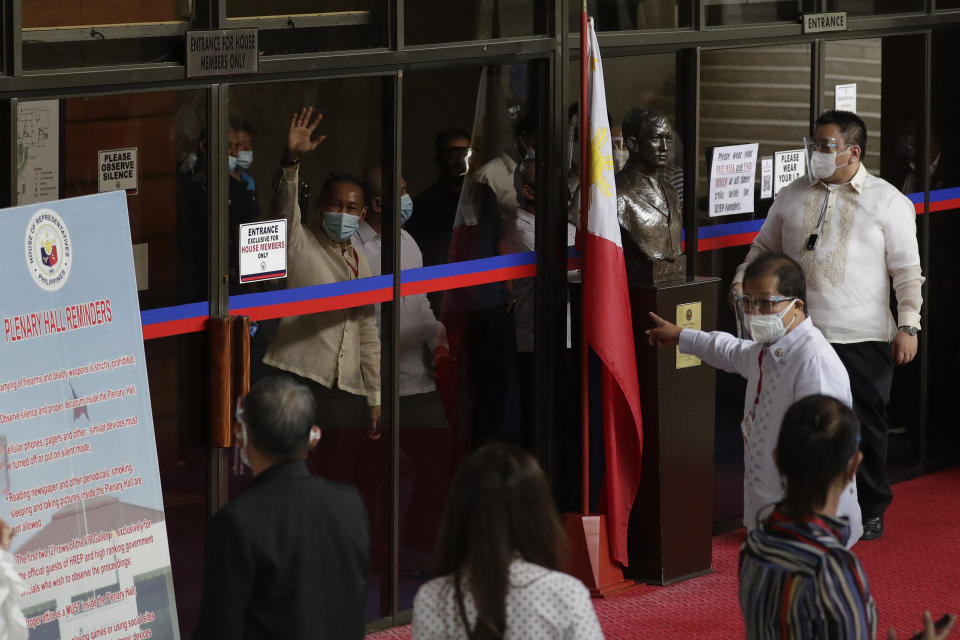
top-left (140, 187), bottom-right (960, 340)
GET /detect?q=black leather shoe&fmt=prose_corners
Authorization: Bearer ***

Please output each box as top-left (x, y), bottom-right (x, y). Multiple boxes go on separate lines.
top-left (861, 516), bottom-right (884, 540)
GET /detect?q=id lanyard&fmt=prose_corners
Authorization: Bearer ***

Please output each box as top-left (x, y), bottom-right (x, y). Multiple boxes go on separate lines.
top-left (805, 190), bottom-right (831, 251)
top-left (342, 245), bottom-right (359, 278)
top-left (744, 350), bottom-right (764, 440)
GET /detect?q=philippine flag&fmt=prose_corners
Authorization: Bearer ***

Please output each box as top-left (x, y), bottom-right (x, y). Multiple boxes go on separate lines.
top-left (581, 18), bottom-right (644, 567)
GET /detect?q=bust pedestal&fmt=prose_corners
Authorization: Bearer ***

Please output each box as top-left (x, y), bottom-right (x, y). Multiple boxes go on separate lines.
top-left (624, 277), bottom-right (719, 585)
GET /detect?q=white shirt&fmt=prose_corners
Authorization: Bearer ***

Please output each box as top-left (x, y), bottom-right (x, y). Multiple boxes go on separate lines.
top-left (411, 559), bottom-right (604, 640)
top-left (734, 164), bottom-right (923, 343)
top-left (504, 209), bottom-right (536, 352)
top-left (679, 318), bottom-right (862, 543)
top-left (475, 151), bottom-right (519, 232)
top-left (352, 221), bottom-right (446, 396)
top-left (503, 210), bottom-right (580, 352)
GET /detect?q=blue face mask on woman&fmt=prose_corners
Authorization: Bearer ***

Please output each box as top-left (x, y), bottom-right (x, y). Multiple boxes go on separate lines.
top-left (400, 193), bottom-right (414, 225)
top-left (322, 211), bottom-right (361, 242)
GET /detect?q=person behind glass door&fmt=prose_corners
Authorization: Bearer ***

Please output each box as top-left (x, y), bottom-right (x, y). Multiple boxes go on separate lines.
top-left (262, 107), bottom-right (382, 439)
top-left (227, 119), bottom-right (261, 294)
top-left (739, 394), bottom-right (956, 640)
top-left (474, 112), bottom-right (537, 235)
top-left (503, 157), bottom-right (576, 446)
top-left (176, 127), bottom-right (210, 302)
top-left (411, 443), bottom-right (603, 639)
top-left (353, 165), bottom-right (450, 405)
top-left (193, 376), bottom-right (370, 640)
top-left (730, 110), bottom-right (925, 541)
top-left (352, 165), bottom-right (452, 574)
top-left (407, 128), bottom-right (472, 274)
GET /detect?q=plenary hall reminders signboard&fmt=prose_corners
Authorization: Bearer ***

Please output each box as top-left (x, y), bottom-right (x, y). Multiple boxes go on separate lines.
top-left (0, 192), bottom-right (179, 639)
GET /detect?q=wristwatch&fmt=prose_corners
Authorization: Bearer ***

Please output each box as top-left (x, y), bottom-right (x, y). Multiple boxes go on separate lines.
top-left (898, 325), bottom-right (919, 336)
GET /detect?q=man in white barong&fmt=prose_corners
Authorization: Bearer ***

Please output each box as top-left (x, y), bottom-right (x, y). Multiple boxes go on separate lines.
top-left (647, 253), bottom-right (863, 545)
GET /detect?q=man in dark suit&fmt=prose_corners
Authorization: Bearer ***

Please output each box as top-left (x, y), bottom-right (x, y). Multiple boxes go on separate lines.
top-left (192, 376), bottom-right (370, 640)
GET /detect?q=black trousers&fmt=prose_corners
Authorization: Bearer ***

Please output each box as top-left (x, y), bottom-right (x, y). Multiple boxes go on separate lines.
top-left (832, 341), bottom-right (895, 519)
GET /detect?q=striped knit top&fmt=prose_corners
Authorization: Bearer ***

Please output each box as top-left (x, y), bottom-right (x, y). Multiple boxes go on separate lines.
top-left (739, 508), bottom-right (877, 639)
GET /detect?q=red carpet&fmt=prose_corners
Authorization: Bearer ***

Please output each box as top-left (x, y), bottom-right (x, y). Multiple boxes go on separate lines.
top-left (368, 466), bottom-right (960, 639)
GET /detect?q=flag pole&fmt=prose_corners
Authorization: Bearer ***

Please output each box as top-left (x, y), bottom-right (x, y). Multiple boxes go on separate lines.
top-left (579, 0), bottom-right (590, 517)
top-left (565, 10), bottom-right (636, 595)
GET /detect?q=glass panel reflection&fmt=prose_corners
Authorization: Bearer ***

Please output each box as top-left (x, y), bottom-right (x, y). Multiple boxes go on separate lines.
top-left (21, 1), bottom-right (194, 69)
top-left (60, 91), bottom-right (209, 310)
top-left (705, 0), bottom-right (814, 26)
top-left (404, 0), bottom-right (542, 45)
top-left (925, 29), bottom-right (960, 466)
top-left (58, 91), bottom-right (211, 637)
top-left (400, 62), bottom-right (540, 609)
top-left (227, 77), bottom-right (390, 621)
top-left (576, 0), bottom-right (691, 30)
top-left (145, 335), bottom-right (209, 638)
top-left (225, 0), bottom-right (386, 53)
top-left (826, 0), bottom-right (924, 15)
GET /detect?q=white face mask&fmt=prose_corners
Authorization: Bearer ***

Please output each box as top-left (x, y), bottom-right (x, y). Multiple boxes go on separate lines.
top-left (809, 148), bottom-right (853, 182)
top-left (809, 150), bottom-right (838, 181)
top-left (237, 150), bottom-right (253, 170)
top-left (745, 299), bottom-right (798, 344)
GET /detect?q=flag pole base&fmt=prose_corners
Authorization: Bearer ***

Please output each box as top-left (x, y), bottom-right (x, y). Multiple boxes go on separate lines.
top-left (563, 513), bottom-right (636, 598)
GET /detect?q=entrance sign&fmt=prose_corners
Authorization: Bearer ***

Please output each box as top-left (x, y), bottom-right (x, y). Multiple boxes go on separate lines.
top-left (802, 12), bottom-right (847, 33)
top-left (16, 100), bottom-right (60, 206)
top-left (835, 83), bottom-right (857, 113)
top-left (774, 149), bottom-right (806, 196)
top-left (186, 29), bottom-right (258, 78)
top-left (98, 148), bottom-right (138, 196)
top-left (0, 192), bottom-right (179, 639)
top-left (239, 219), bottom-right (287, 283)
top-left (708, 143), bottom-right (758, 217)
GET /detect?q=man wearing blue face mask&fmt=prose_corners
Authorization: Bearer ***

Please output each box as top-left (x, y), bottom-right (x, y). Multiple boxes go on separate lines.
top-left (263, 107), bottom-right (382, 439)
top-left (730, 110), bottom-right (924, 541)
top-left (647, 253), bottom-right (862, 543)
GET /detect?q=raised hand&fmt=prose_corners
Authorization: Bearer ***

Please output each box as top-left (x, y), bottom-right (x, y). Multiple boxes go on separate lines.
top-left (285, 107), bottom-right (326, 162)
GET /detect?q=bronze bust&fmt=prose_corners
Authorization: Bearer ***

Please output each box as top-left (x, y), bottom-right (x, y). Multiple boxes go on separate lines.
top-left (616, 107), bottom-right (686, 285)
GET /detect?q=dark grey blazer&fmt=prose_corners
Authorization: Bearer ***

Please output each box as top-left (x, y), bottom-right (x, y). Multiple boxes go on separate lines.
top-left (192, 460), bottom-right (369, 640)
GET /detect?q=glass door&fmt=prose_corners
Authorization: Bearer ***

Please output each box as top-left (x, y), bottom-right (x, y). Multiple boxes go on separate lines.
top-left (53, 89), bottom-right (211, 636)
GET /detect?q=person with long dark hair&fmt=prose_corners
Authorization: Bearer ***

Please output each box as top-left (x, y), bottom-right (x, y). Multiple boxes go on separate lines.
top-left (411, 444), bottom-right (603, 639)
top-left (739, 395), bottom-right (955, 640)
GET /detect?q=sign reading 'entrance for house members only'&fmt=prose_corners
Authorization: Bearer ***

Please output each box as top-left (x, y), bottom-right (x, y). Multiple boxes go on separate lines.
top-left (186, 29), bottom-right (258, 78)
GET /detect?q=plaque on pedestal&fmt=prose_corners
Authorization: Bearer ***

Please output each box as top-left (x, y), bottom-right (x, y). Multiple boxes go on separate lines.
top-left (624, 277), bottom-right (719, 585)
